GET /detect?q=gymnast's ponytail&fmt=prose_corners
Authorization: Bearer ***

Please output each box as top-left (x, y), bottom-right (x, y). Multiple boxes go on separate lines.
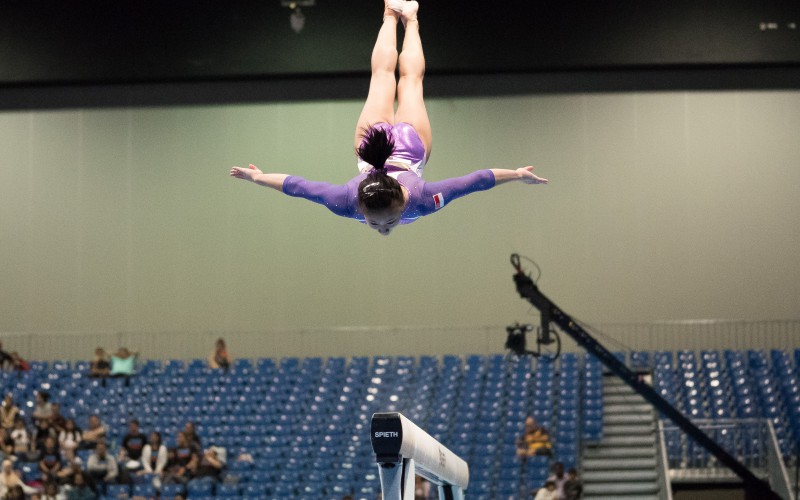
top-left (356, 126), bottom-right (404, 213)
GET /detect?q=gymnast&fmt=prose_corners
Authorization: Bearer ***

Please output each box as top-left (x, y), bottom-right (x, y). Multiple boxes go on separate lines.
top-left (230, 0), bottom-right (548, 236)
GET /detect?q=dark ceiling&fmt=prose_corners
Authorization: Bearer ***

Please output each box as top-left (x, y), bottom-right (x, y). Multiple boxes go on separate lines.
top-left (1, 0), bottom-right (798, 107)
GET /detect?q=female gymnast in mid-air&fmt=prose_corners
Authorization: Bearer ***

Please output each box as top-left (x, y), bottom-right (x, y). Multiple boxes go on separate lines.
top-left (230, 0), bottom-right (547, 236)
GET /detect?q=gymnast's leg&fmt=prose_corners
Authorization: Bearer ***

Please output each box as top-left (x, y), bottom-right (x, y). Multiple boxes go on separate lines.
top-left (394, 1), bottom-right (431, 161)
top-left (354, 2), bottom-right (401, 150)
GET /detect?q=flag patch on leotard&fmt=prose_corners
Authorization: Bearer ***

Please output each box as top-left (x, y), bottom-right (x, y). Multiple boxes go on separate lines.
top-left (433, 192), bottom-right (445, 210)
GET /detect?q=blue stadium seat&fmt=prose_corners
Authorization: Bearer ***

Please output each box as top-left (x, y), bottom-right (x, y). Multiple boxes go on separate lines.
top-left (104, 484), bottom-right (130, 499)
top-left (186, 477), bottom-right (214, 496)
top-left (16, 350), bottom-right (800, 499)
top-left (131, 483), bottom-right (156, 498)
top-left (216, 483), bottom-right (241, 497)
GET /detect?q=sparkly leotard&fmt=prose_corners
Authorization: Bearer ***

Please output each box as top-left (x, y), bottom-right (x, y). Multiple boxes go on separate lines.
top-left (356, 122), bottom-right (428, 175)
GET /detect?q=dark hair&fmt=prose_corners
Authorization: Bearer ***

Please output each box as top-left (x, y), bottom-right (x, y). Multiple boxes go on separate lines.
top-left (5, 485), bottom-right (24, 500)
top-left (356, 126), bottom-right (403, 213)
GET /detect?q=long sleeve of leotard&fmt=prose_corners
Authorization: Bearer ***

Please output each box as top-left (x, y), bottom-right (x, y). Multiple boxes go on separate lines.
top-left (282, 176), bottom-right (360, 218)
top-left (415, 169), bottom-right (496, 216)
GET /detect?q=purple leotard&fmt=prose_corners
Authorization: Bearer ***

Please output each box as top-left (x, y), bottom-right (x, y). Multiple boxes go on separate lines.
top-left (283, 122), bottom-right (496, 223)
top-left (358, 122), bottom-right (428, 172)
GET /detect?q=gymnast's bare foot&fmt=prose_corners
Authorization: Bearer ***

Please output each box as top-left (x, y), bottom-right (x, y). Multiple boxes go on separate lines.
top-left (401, 1), bottom-right (419, 27)
top-left (385, 0), bottom-right (402, 19)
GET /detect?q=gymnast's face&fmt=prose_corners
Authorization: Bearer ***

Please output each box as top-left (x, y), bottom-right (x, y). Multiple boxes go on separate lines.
top-left (364, 207), bottom-right (402, 236)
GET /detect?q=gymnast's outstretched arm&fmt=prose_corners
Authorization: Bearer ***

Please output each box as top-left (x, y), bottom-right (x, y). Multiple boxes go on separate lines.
top-left (490, 166), bottom-right (549, 185)
top-left (230, 164), bottom-right (354, 217)
top-left (229, 164), bottom-right (289, 191)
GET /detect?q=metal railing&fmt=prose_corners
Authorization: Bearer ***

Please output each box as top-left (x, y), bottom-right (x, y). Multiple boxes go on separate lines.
top-left (662, 418), bottom-right (794, 499)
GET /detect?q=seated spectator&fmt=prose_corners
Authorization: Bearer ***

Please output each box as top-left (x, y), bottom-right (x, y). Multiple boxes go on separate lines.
top-left (8, 353), bottom-right (29, 372)
top-left (2, 485), bottom-right (24, 500)
top-left (208, 338), bottom-right (232, 372)
top-left (0, 343), bottom-right (12, 371)
top-left (0, 459), bottom-right (38, 497)
top-left (563, 468), bottom-right (583, 500)
top-left (50, 404), bottom-right (66, 434)
top-left (0, 429), bottom-right (14, 463)
top-left (534, 480), bottom-right (559, 500)
top-left (58, 420), bottom-right (82, 453)
top-left (78, 416), bottom-right (106, 450)
top-left (182, 422), bottom-right (201, 454)
top-left (39, 436), bottom-right (62, 481)
top-left (0, 396), bottom-right (19, 431)
top-left (32, 391), bottom-right (54, 425)
top-left (40, 480), bottom-right (65, 500)
top-left (88, 348), bottom-right (110, 380)
top-left (516, 416), bottom-right (552, 459)
top-left (140, 432), bottom-right (167, 478)
top-left (33, 419), bottom-right (57, 453)
top-left (9, 419), bottom-right (32, 460)
top-left (117, 419), bottom-right (145, 484)
top-left (546, 461), bottom-right (567, 499)
top-left (191, 446), bottom-right (225, 481)
top-left (162, 432), bottom-right (197, 485)
top-left (109, 348), bottom-right (137, 387)
top-left (55, 448), bottom-right (83, 485)
top-left (66, 471), bottom-right (96, 500)
top-left (110, 348), bottom-right (137, 376)
top-left (414, 475), bottom-right (431, 500)
top-left (85, 441), bottom-right (117, 494)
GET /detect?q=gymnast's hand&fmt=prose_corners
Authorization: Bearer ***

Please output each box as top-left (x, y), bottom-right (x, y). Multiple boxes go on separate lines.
top-left (517, 166), bottom-right (548, 184)
top-left (230, 164), bottom-right (262, 182)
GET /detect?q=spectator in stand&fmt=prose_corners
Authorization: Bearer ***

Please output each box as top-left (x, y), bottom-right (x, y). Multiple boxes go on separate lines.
top-left (56, 448), bottom-right (83, 486)
top-left (563, 468), bottom-right (583, 500)
top-left (0, 459), bottom-right (38, 497)
top-left (8, 353), bottom-right (29, 372)
top-left (182, 422), bottom-right (201, 453)
top-left (0, 343), bottom-right (12, 371)
top-left (0, 396), bottom-right (19, 431)
top-left (2, 485), bottom-right (24, 500)
top-left (533, 480), bottom-right (558, 500)
top-left (117, 419), bottom-right (145, 484)
top-left (78, 416), bottom-right (106, 450)
top-left (39, 436), bottom-right (62, 481)
top-left (58, 420), bottom-right (82, 454)
top-left (546, 462), bottom-right (567, 500)
top-left (33, 418), bottom-right (57, 453)
top-left (162, 432), bottom-right (197, 485)
top-left (40, 481), bottom-right (65, 500)
top-left (32, 391), bottom-right (54, 425)
top-left (85, 441), bottom-right (117, 494)
top-left (0, 429), bottom-right (14, 463)
top-left (208, 338), bottom-right (232, 372)
top-left (140, 432), bottom-right (167, 478)
top-left (9, 418), bottom-right (31, 458)
top-left (191, 446), bottom-right (225, 482)
top-left (414, 475), bottom-right (431, 500)
top-left (49, 404), bottom-right (66, 434)
top-left (66, 471), bottom-right (96, 500)
top-left (187, 446), bottom-right (225, 497)
top-left (89, 348), bottom-right (110, 379)
top-left (109, 348), bottom-right (137, 386)
top-left (516, 416), bottom-right (552, 459)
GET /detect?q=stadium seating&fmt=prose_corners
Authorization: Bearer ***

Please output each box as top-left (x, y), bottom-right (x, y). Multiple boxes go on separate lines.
top-left (5, 349), bottom-right (800, 498)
